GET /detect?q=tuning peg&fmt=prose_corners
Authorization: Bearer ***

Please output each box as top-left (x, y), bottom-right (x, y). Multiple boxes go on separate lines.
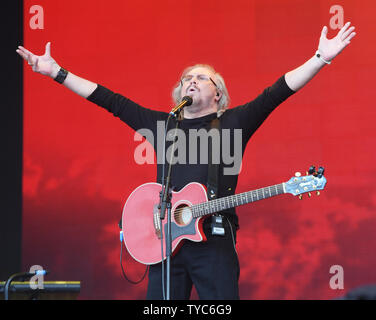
top-left (316, 191), bottom-right (320, 196)
top-left (317, 166), bottom-right (325, 178)
top-left (308, 166), bottom-right (316, 175)
top-left (295, 172), bottom-right (301, 177)
top-left (308, 192), bottom-right (311, 197)
top-left (298, 195), bottom-right (303, 200)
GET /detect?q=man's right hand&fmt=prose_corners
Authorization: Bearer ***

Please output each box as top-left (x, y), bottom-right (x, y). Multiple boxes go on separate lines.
top-left (16, 41), bottom-right (98, 98)
top-left (16, 42), bottom-right (60, 79)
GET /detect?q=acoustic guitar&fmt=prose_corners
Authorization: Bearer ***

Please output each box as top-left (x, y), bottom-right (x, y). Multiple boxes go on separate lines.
top-left (121, 166), bottom-right (327, 265)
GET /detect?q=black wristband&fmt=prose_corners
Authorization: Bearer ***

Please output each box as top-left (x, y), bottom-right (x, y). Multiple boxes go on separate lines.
top-left (54, 67), bottom-right (68, 84)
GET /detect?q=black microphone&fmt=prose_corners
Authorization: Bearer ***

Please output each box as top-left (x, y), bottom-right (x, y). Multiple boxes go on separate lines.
top-left (169, 96), bottom-right (193, 116)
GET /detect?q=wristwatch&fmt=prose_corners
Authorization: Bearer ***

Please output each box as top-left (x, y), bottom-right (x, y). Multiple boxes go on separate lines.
top-left (54, 67), bottom-right (69, 84)
top-left (315, 50), bottom-right (331, 65)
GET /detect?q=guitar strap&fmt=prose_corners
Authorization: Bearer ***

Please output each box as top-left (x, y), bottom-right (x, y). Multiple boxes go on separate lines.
top-left (207, 117), bottom-right (225, 236)
top-left (207, 117), bottom-right (220, 200)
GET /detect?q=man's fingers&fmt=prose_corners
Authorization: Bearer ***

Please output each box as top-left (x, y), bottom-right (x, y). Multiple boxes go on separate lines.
top-left (341, 26), bottom-right (355, 41)
top-left (16, 45), bottom-right (45, 71)
top-left (32, 57), bottom-right (39, 71)
top-left (321, 26), bottom-right (328, 38)
top-left (344, 32), bottom-right (356, 44)
top-left (27, 53), bottom-right (38, 67)
top-left (31, 54), bottom-right (38, 65)
top-left (45, 42), bottom-right (51, 56)
top-left (27, 53), bottom-right (33, 64)
top-left (338, 21), bottom-right (351, 37)
top-left (17, 45), bottom-right (34, 56)
top-left (16, 48), bottom-right (28, 60)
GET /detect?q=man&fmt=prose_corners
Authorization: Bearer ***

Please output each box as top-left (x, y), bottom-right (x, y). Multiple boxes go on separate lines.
top-left (16, 22), bottom-right (356, 299)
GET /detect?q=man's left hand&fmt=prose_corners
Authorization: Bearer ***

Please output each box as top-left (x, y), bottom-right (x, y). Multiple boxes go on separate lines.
top-left (318, 21), bottom-right (356, 62)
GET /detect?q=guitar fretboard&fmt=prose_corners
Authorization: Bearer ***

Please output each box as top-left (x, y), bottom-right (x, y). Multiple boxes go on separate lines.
top-left (191, 183), bottom-right (285, 218)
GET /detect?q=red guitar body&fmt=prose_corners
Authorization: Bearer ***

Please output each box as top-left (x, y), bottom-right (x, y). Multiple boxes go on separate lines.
top-left (122, 182), bottom-right (208, 265)
top-left (121, 167), bottom-right (328, 265)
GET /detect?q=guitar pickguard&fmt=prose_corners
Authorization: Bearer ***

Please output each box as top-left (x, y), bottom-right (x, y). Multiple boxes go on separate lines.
top-left (164, 218), bottom-right (197, 241)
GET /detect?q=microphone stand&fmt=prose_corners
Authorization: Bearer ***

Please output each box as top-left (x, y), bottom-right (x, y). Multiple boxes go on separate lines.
top-left (158, 112), bottom-right (181, 300)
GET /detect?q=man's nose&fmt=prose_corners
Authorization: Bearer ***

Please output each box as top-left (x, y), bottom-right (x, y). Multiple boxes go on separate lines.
top-left (190, 77), bottom-right (198, 84)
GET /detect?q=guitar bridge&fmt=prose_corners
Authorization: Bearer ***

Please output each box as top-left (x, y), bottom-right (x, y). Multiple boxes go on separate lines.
top-left (153, 204), bottom-right (161, 239)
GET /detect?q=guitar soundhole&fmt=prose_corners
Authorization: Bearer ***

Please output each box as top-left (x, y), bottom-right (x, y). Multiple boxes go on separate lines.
top-left (174, 204), bottom-right (193, 226)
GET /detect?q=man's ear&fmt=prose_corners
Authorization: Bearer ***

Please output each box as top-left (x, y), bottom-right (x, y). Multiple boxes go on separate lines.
top-left (215, 91), bottom-right (222, 101)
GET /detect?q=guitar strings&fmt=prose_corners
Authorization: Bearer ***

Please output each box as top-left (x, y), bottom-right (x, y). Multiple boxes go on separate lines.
top-left (170, 183), bottom-right (284, 219)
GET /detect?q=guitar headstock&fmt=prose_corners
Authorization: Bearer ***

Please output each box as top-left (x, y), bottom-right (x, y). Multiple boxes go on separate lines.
top-left (284, 166), bottom-right (327, 199)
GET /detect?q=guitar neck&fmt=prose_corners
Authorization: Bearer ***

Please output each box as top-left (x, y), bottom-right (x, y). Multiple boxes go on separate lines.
top-left (191, 183), bottom-right (286, 218)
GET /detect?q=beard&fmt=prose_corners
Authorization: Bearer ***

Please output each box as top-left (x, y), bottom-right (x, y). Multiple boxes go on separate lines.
top-left (181, 91), bottom-right (217, 118)
top-left (183, 94), bottom-right (205, 113)
top-left (184, 102), bottom-right (203, 114)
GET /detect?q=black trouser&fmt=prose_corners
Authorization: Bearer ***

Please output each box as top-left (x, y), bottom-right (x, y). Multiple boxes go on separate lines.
top-left (146, 217), bottom-right (240, 300)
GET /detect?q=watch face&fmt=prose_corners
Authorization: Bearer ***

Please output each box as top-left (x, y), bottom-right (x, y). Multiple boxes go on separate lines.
top-left (55, 68), bottom-right (68, 83)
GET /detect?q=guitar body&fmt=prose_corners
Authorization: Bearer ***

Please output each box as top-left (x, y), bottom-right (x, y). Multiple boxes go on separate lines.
top-left (121, 167), bottom-right (327, 265)
top-left (122, 182), bottom-right (208, 265)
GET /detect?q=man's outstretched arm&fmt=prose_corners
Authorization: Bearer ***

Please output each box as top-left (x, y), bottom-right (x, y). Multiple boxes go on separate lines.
top-left (16, 42), bottom-right (97, 98)
top-left (285, 22), bottom-right (356, 92)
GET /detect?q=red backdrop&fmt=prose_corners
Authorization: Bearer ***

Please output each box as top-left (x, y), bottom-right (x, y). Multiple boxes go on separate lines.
top-left (22, 0), bottom-right (376, 299)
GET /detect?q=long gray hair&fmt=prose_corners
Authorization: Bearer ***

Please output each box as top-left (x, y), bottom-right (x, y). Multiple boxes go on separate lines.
top-left (171, 64), bottom-right (230, 117)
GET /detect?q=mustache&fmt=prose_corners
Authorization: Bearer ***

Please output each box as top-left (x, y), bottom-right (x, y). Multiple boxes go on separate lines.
top-left (187, 85), bottom-right (199, 93)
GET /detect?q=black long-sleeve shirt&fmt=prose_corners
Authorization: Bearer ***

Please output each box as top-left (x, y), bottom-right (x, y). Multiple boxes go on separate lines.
top-left (87, 75), bottom-right (295, 229)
